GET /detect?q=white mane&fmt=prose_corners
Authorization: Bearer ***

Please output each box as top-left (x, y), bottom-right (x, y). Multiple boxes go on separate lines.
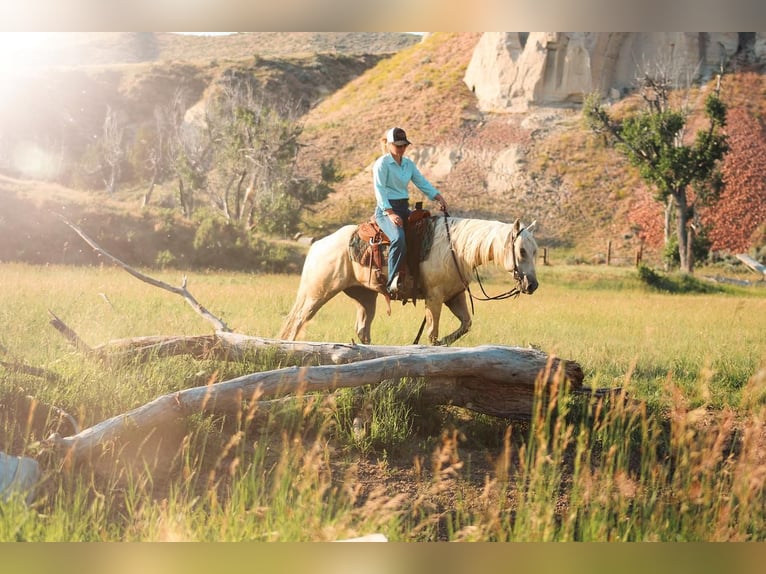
top-left (430, 217), bottom-right (514, 270)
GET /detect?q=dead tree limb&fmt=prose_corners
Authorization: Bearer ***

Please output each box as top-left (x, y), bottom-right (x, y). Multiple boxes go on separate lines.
top-left (53, 326), bottom-right (572, 374)
top-left (91, 334), bottom-right (223, 363)
top-left (46, 345), bottom-right (583, 462)
top-left (46, 317), bottom-right (502, 366)
top-left (0, 359), bottom-right (65, 384)
top-left (48, 310), bottom-right (95, 357)
top-left (58, 215), bottom-right (231, 332)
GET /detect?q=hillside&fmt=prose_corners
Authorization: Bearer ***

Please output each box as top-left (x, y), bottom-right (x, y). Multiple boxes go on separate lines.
top-left (0, 32), bottom-right (764, 270)
top-left (296, 33), bottom-right (766, 264)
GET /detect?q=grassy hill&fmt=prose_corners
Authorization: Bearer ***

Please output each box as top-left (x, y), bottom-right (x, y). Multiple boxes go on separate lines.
top-left (296, 33), bottom-right (766, 265)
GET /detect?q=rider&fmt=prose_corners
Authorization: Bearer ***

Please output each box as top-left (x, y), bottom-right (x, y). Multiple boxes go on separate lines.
top-left (373, 127), bottom-right (448, 296)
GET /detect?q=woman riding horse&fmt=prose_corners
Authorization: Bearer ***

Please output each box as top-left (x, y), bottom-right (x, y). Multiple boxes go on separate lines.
top-left (373, 127), bottom-right (448, 297)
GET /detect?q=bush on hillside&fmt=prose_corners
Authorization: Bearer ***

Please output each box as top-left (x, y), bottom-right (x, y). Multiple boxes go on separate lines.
top-left (191, 212), bottom-right (301, 272)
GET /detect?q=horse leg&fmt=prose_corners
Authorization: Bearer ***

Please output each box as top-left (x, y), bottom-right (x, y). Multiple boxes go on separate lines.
top-left (343, 286), bottom-right (377, 344)
top-left (424, 299), bottom-right (443, 345)
top-left (436, 291), bottom-right (472, 346)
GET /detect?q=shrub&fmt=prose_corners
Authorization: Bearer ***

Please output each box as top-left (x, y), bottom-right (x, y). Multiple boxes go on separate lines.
top-left (190, 212), bottom-right (303, 272)
top-left (155, 249), bottom-right (176, 269)
top-left (192, 215), bottom-right (244, 267)
top-left (662, 228), bottom-right (712, 269)
top-left (637, 264), bottom-right (721, 294)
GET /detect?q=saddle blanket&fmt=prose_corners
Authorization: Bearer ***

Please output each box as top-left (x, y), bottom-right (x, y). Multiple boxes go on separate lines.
top-left (347, 215), bottom-right (435, 267)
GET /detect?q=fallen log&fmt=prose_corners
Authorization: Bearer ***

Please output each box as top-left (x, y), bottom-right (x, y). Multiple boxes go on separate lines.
top-left (53, 320), bottom-right (575, 373)
top-left (83, 330), bottom-right (525, 365)
top-left (46, 344), bottom-right (582, 463)
top-left (736, 253), bottom-right (766, 278)
top-left (49, 319), bottom-right (586, 420)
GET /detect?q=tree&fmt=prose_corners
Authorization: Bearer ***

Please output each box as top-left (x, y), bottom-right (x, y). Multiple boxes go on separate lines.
top-left (101, 105), bottom-right (125, 195)
top-left (203, 79), bottom-right (337, 236)
top-left (583, 70), bottom-right (728, 273)
top-left (165, 89), bottom-right (212, 218)
top-left (138, 105), bottom-right (173, 208)
top-left (143, 79), bottom-right (338, 233)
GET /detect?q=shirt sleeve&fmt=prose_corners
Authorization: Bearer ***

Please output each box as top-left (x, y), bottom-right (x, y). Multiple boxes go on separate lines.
top-left (373, 157), bottom-right (392, 211)
top-left (408, 160), bottom-right (440, 200)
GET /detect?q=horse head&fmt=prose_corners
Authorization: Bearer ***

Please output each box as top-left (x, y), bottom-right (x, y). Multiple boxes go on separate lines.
top-left (504, 219), bottom-right (539, 294)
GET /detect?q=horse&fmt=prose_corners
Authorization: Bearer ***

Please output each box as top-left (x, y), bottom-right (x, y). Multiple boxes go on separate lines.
top-left (278, 215), bottom-right (539, 346)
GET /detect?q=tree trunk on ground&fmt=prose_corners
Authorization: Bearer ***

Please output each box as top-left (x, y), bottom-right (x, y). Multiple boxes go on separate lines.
top-left (45, 339), bottom-right (585, 464)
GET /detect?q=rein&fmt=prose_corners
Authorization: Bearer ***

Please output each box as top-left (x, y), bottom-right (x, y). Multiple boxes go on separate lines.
top-left (442, 209), bottom-right (476, 316)
top-left (472, 268), bottom-right (521, 301)
top-left (412, 211), bottom-right (522, 344)
top-left (443, 210), bottom-right (522, 303)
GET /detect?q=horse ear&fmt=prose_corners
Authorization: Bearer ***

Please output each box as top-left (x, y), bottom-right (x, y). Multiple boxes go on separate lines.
top-left (526, 220), bottom-right (537, 233)
top-left (513, 218), bottom-right (521, 234)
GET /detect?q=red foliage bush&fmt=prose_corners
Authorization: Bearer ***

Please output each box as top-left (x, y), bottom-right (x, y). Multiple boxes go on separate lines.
top-left (627, 190), bottom-right (665, 248)
top-left (703, 106), bottom-right (766, 253)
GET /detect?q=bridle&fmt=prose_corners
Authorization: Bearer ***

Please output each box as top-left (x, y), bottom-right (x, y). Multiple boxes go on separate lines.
top-left (412, 212), bottom-right (523, 344)
top-left (443, 210), bottom-right (523, 305)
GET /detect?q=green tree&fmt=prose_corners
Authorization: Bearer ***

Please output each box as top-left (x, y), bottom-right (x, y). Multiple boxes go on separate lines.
top-left (583, 72), bottom-right (728, 273)
top-left (166, 89), bottom-right (212, 218)
top-left (204, 79), bottom-right (338, 236)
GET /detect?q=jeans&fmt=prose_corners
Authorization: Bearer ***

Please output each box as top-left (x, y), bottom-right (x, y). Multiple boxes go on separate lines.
top-left (374, 199), bottom-right (410, 291)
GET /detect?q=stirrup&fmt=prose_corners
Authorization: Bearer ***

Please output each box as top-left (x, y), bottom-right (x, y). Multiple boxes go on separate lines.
top-left (387, 274), bottom-right (399, 297)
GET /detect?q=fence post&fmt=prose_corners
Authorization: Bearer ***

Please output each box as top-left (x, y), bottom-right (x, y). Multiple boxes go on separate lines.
top-left (606, 240), bottom-right (612, 266)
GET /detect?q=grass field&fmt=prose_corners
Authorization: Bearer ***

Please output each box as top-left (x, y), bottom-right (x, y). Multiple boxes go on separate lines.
top-left (1, 262), bottom-right (765, 541)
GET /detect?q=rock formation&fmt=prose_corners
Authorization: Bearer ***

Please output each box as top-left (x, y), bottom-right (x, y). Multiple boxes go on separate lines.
top-left (465, 32), bottom-right (766, 112)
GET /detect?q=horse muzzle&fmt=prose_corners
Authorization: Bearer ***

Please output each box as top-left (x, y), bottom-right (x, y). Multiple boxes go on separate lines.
top-left (520, 275), bottom-right (538, 294)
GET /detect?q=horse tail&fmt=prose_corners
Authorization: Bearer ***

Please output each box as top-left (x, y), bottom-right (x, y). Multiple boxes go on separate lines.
top-left (277, 294), bottom-right (307, 340)
top-left (277, 224), bottom-right (356, 341)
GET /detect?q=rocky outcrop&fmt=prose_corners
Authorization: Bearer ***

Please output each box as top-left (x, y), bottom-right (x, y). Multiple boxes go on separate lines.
top-left (465, 32), bottom-right (766, 112)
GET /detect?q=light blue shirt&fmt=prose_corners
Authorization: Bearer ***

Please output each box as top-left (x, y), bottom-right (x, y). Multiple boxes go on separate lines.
top-left (373, 154), bottom-right (440, 211)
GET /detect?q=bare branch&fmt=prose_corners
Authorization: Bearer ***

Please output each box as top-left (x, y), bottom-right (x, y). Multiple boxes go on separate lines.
top-left (0, 359), bottom-right (65, 384)
top-left (58, 215), bottom-right (231, 332)
top-left (48, 310), bottom-right (96, 356)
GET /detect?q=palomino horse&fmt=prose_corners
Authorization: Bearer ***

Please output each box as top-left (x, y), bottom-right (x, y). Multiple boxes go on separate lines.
top-left (278, 216), bottom-right (539, 345)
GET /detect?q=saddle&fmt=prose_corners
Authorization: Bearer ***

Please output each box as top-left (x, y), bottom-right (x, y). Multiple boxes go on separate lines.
top-left (349, 204), bottom-right (434, 303)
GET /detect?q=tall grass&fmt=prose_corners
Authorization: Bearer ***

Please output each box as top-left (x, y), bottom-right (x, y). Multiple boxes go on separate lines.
top-left (1, 262), bottom-right (765, 540)
top-left (450, 374), bottom-right (766, 541)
